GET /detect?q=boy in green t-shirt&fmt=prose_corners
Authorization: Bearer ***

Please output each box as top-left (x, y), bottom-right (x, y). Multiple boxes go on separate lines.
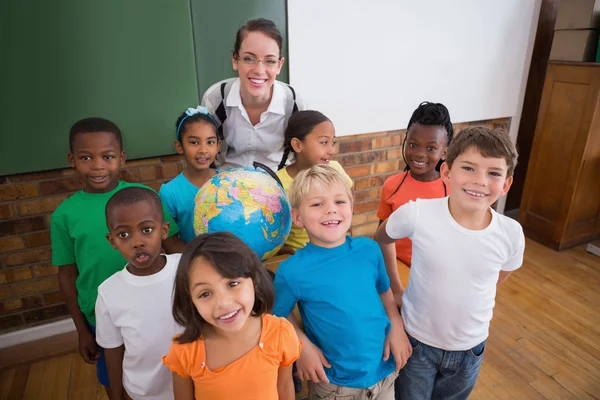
top-left (51, 117), bottom-right (185, 392)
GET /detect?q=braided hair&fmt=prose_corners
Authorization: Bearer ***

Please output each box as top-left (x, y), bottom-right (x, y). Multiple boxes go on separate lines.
top-left (389, 102), bottom-right (453, 199)
top-left (277, 110), bottom-right (331, 170)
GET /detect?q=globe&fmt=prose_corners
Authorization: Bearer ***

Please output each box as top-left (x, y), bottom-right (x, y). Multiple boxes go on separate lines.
top-left (194, 168), bottom-right (292, 260)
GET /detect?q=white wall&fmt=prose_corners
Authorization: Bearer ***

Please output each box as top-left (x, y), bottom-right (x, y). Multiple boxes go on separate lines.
top-left (288, 0), bottom-right (539, 137)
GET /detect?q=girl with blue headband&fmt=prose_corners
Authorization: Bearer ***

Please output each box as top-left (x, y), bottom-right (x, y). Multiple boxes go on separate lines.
top-left (159, 106), bottom-right (221, 243)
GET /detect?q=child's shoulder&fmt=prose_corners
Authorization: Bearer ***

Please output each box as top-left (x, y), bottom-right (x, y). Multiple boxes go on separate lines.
top-left (348, 235), bottom-right (379, 251)
top-left (382, 171), bottom-right (409, 190)
top-left (493, 211), bottom-right (524, 239)
top-left (158, 173), bottom-right (186, 194)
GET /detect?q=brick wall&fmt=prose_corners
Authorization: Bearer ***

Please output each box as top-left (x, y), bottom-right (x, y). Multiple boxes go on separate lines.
top-left (0, 118), bottom-right (509, 334)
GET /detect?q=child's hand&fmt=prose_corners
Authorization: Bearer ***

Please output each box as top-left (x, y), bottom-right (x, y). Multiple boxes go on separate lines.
top-left (383, 323), bottom-right (412, 372)
top-left (78, 329), bottom-right (100, 364)
top-left (394, 291), bottom-right (404, 308)
top-left (296, 340), bottom-right (331, 383)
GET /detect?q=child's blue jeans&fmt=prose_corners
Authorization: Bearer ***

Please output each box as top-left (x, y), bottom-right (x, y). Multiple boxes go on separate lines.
top-left (88, 324), bottom-right (110, 387)
top-left (395, 332), bottom-right (485, 400)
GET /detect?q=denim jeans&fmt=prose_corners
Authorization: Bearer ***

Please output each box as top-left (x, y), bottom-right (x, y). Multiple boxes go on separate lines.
top-left (395, 333), bottom-right (485, 400)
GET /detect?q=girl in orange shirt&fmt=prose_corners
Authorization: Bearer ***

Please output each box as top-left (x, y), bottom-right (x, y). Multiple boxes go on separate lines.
top-left (163, 232), bottom-right (301, 400)
top-left (377, 102), bottom-right (454, 267)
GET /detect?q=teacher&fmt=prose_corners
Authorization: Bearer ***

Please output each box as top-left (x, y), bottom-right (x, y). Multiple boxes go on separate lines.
top-left (201, 18), bottom-right (306, 171)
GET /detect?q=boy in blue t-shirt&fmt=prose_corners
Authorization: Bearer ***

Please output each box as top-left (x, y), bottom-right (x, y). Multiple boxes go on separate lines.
top-left (273, 165), bottom-right (411, 399)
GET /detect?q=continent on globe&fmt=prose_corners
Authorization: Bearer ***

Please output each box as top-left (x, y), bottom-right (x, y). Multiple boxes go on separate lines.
top-left (194, 168), bottom-right (292, 260)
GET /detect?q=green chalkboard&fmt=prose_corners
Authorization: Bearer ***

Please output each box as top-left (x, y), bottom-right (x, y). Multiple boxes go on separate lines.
top-left (190, 0), bottom-right (289, 98)
top-left (0, 0), bottom-right (199, 176)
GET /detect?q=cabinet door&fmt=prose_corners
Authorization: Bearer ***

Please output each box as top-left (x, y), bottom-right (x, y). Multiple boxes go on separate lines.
top-left (519, 64), bottom-right (600, 249)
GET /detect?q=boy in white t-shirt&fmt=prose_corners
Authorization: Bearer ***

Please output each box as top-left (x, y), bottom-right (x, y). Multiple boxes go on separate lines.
top-left (95, 186), bottom-right (182, 400)
top-left (375, 127), bottom-right (525, 400)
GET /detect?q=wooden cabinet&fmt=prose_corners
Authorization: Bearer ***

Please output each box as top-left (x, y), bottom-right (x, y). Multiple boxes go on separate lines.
top-left (520, 62), bottom-right (600, 250)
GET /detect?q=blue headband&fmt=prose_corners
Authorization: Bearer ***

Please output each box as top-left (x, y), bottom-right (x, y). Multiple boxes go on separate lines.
top-left (176, 106), bottom-right (219, 140)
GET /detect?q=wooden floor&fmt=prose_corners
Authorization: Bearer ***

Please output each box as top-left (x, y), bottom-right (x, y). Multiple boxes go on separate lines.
top-left (1, 238), bottom-right (599, 399)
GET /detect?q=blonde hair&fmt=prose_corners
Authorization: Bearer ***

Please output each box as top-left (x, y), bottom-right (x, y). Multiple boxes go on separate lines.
top-left (288, 164), bottom-right (353, 209)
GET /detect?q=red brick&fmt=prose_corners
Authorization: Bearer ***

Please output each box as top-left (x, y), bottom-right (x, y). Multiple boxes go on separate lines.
top-left (0, 285), bottom-right (13, 300)
top-left (23, 231), bottom-right (51, 248)
top-left (387, 148), bottom-right (403, 161)
top-left (159, 155), bottom-right (185, 163)
top-left (372, 136), bottom-right (401, 149)
top-left (0, 204), bottom-right (15, 220)
top-left (120, 169), bottom-right (140, 182)
top-left (355, 176), bottom-right (385, 191)
top-left (354, 188), bottom-right (381, 203)
top-left (340, 138), bottom-right (372, 153)
top-left (0, 216), bottom-right (48, 237)
top-left (371, 161), bottom-right (399, 175)
top-left (0, 314), bottom-right (24, 331)
top-left (42, 291), bottom-right (63, 305)
top-left (356, 150), bottom-right (385, 165)
top-left (344, 165), bottom-right (370, 179)
top-left (1, 247), bottom-right (52, 268)
top-left (352, 222), bottom-right (379, 237)
top-left (7, 170), bottom-right (63, 183)
top-left (22, 304), bottom-right (69, 323)
top-left (351, 213), bottom-right (369, 227)
top-left (32, 263), bottom-right (58, 278)
top-left (0, 295), bottom-right (43, 314)
top-left (139, 164), bottom-right (183, 182)
top-left (16, 196), bottom-right (67, 216)
top-left (38, 176), bottom-right (83, 196)
top-left (145, 182), bottom-right (164, 192)
top-left (368, 212), bottom-right (381, 223)
top-left (0, 237), bottom-right (25, 252)
top-left (11, 276), bottom-right (58, 296)
top-left (123, 157), bottom-right (162, 168)
top-left (0, 183), bottom-right (39, 201)
top-left (353, 200), bottom-right (379, 214)
top-left (0, 267), bottom-right (33, 284)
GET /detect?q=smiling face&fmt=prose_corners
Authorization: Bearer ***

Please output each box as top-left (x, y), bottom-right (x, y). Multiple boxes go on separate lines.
top-left (68, 132), bottom-right (126, 193)
top-left (441, 146), bottom-right (513, 215)
top-left (232, 31), bottom-right (284, 101)
top-left (188, 256), bottom-right (256, 334)
top-left (292, 120), bottom-right (338, 168)
top-left (175, 121), bottom-right (220, 172)
top-left (106, 200), bottom-right (169, 276)
top-left (292, 181), bottom-right (353, 248)
top-left (404, 123), bottom-right (448, 181)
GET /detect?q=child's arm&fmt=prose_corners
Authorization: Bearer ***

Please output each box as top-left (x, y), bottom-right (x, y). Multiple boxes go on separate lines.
top-left (57, 264), bottom-right (99, 364)
top-left (380, 288), bottom-right (412, 372)
top-left (287, 313), bottom-right (331, 383)
top-left (104, 345), bottom-right (127, 400)
top-left (375, 220), bottom-right (405, 305)
top-left (172, 373), bottom-right (194, 400)
top-left (277, 365), bottom-right (295, 400)
top-left (497, 271), bottom-right (512, 286)
top-left (273, 270), bottom-right (330, 383)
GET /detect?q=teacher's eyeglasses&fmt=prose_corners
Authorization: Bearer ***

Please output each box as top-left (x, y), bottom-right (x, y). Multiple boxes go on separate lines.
top-left (237, 55), bottom-right (281, 69)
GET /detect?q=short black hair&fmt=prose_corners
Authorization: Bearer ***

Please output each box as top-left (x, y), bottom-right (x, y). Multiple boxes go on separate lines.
top-left (105, 186), bottom-right (163, 229)
top-left (172, 232), bottom-right (275, 344)
top-left (69, 117), bottom-right (123, 152)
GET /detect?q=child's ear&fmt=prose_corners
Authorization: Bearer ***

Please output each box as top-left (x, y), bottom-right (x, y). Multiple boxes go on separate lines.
top-left (440, 161), bottom-right (450, 184)
top-left (291, 138), bottom-right (303, 153)
top-left (291, 209), bottom-right (304, 228)
top-left (500, 176), bottom-right (513, 196)
top-left (119, 150), bottom-right (127, 166)
top-left (174, 140), bottom-right (184, 155)
top-left (217, 140), bottom-right (222, 152)
top-left (67, 153), bottom-right (76, 168)
top-left (441, 147), bottom-right (447, 161)
top-left (106, 234), bottom-right (118, 249)
top-left (161, 222), bottom-right (170, 240)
